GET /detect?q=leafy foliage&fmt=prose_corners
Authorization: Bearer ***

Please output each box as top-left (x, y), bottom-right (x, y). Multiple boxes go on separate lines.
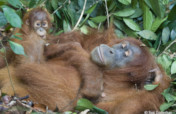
top-left (0, 0), bottom-right (176, 112)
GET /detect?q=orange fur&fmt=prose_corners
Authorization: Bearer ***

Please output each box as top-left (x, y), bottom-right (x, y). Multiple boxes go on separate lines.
top-left (0, 28), bottom-right (170, 113)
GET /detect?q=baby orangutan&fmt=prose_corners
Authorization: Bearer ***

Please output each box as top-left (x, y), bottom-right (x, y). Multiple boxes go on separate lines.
top-left (0, 8), bottom-right (52, 68)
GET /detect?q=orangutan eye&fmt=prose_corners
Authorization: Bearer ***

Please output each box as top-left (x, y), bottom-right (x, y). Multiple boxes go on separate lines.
top-left (34, 21), bottom-right (41, 27)
top-left (109, 50), bottom-right (113, 54)
top-left (42, 21), bottom-right (48, 28)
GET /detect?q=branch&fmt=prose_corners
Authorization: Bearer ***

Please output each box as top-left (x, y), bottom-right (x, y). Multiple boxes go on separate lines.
top-left (104, 0), bottom-right (109, 28)
top-left (52, 0), bottom-right (69, 15)
top-left (158, 39), bottom-right (176, 57)
top-left (73, 0), bottom-right (87, 30)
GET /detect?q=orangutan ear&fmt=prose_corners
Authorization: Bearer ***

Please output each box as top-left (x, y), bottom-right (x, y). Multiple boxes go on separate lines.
top-left (26, 19), bottom-right (30, 25)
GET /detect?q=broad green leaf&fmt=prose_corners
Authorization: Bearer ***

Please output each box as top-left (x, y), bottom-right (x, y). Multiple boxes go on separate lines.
top-left (123, 18), bottom-right (141, 31)
top-left (144, 0), bottom-right (152, 9)
top-left (7, 0), bottom-right (22, 8)
top-left (10, 35), bottom-right (22, 40)
top-left (29, 0), bottom-right (39, 8)
top-left (51, 0), bottom-right (58, 9)
top-left (157, 54), bottom-right (172, 71)
top-left (171, 61), bottom-right (176, 74)
top-left (9, 41), bottom-right (25, 56)
top-left (75, 98), bottom-right (94, 111)
top-left (149, 0), bottom-right (165, 18)
top-left (137, 30), bottom-right (157, 40)
top-left (0, 47), bottom-right (5, 53)
top-left (162, 27), bottom-right (170, 44)
top-left (0, 11), bottom-right (7, 27)
top-left (2, 6), bottom-right (22, 28)
top-left (129, 8), bottom-right (142, 18)
top-left (142, 3), bottom-right (153, 30)
top-left (91, 16), bottom-right (106, 23)
top-left (171, 29), bottom-right (176, 40)
top-left (14, 33), bottom-right (22, 36)
top-left (168, 4), bottom-right (176, 21)
top-left (162, 0), bottom-right (169, 5)
top-left (115, 29), bottom-right (124, 38)
top-left (0, 0), bottom-right (7, 6)
top-left (151, 17), bottom-right (168, 32)
top-left (114, 8), bottom-right (135, 17)
top-left (144, 84), bottom-right (159, 91)
top-left (80, 25), bottom-right (88, 34)
top-left (162, 92), bottom-right (175, 102)
top-left (93, 106), bottom-right (108, 114)
top-left (114, 20), bottom-right (137, 37)
top-left (118, 0), bottom-right (131, 5)
top-left (63, 20), bottom-right (71, 32)
top-left (160, 102), bottom-right (174, 111)
top-left (88, 20), bottom-right (97, 28)
top-left (149, 48), bottom-right (156, 55)
top-left (64, 111), bottom-right (72, 114)
top-left (85, 3), bottom-right (97, 14)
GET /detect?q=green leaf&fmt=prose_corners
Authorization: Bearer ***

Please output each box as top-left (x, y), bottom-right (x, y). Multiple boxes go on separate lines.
top-left (137, 30), bottom-right (157, 40)
top-left (88, 20), bottom-right (97, 28)
top-left (63, 20), bottom-right (71, 33)
top-left (114, 8), bottom-right (135, 17)
top-left (168, 4), bottom-right (176, 21)
top-left (2, 6), bottom-right (22, 28)
top-left (162, 92), bottom-right (175, 102)
top-left (64, 111), bottom-right (73, 114)
top-left (123, 18), bottom-right (141, 31)
top-left (171, 29), bottom-right (176, 40)
top-left (157, 54), bottom-right (172, 71)
top-left (0, 11), bottom-right (7, 27)
top-left (162, 27), bottom-right (170, 44)
top-left (144, 84), bottom-right (159, 91)
top-left (75, 98), bottom-right (94, 111)
top-left (10, 35), bottom-right (22, 40)
top-left (114, 20), bottom-right (137, 37)
top-left (51, 0), bottom-right (58, 9)
top-left (80, 25), bottom-right (88, 34)
top-left (93, 106), bottom-right (108, 114)
top-left (118, 0), bottom-right (131, 5)
top-left (115, 29), bottom-right (124, 38)
top-left (7, 0), bottom-right (22, 8)
top-left (9, 41), bottom-right (25, 55)
top-left (162, 0), bottom-right (169, 5)
top-left (171, 61), bottom-right (176, 74)
top-left (0, 47), bottom-right (5, 53)
top-left (129, 8), bottom-right (143, 18)
top-left (29, 0), bottom-right (39, 8)
top-left (151, 17), bottom-right (168, 32)
top-left (91, 16), bottom-right (106, 23)
top-left (160, 102), bottom-right (174, 111)
top-left (142, 3), bottom-right (153, 30)
top-left (85, 3), bottom-right (97, 14)
top-left (149, 0), bottom-right (165, 18)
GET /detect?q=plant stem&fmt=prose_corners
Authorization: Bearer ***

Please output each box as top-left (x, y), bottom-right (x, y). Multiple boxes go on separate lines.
top-left (158, 39), bottom-right (176, 57)
top-left (0, 41), bottom-right (16, 95)
top-left (52, 0), bottom-right (69, 15)
top-left (104, 0), bottom-right (109, 28)
top-left (73, 0), bottom-right (87, 30)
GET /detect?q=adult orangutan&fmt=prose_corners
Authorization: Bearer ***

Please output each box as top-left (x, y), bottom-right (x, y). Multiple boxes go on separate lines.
top-left (0, 7), bottom-right (51, 68)
top-left (0, 28), bottom-right (170, 114)
top-left (0, 8), bottom-right (105, 101)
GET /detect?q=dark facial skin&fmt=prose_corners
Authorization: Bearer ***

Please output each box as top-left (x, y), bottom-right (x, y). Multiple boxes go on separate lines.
top-left (26, 10), bottom-right (50, 39)
top-left (91, 41), bottom-right (141, 69)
